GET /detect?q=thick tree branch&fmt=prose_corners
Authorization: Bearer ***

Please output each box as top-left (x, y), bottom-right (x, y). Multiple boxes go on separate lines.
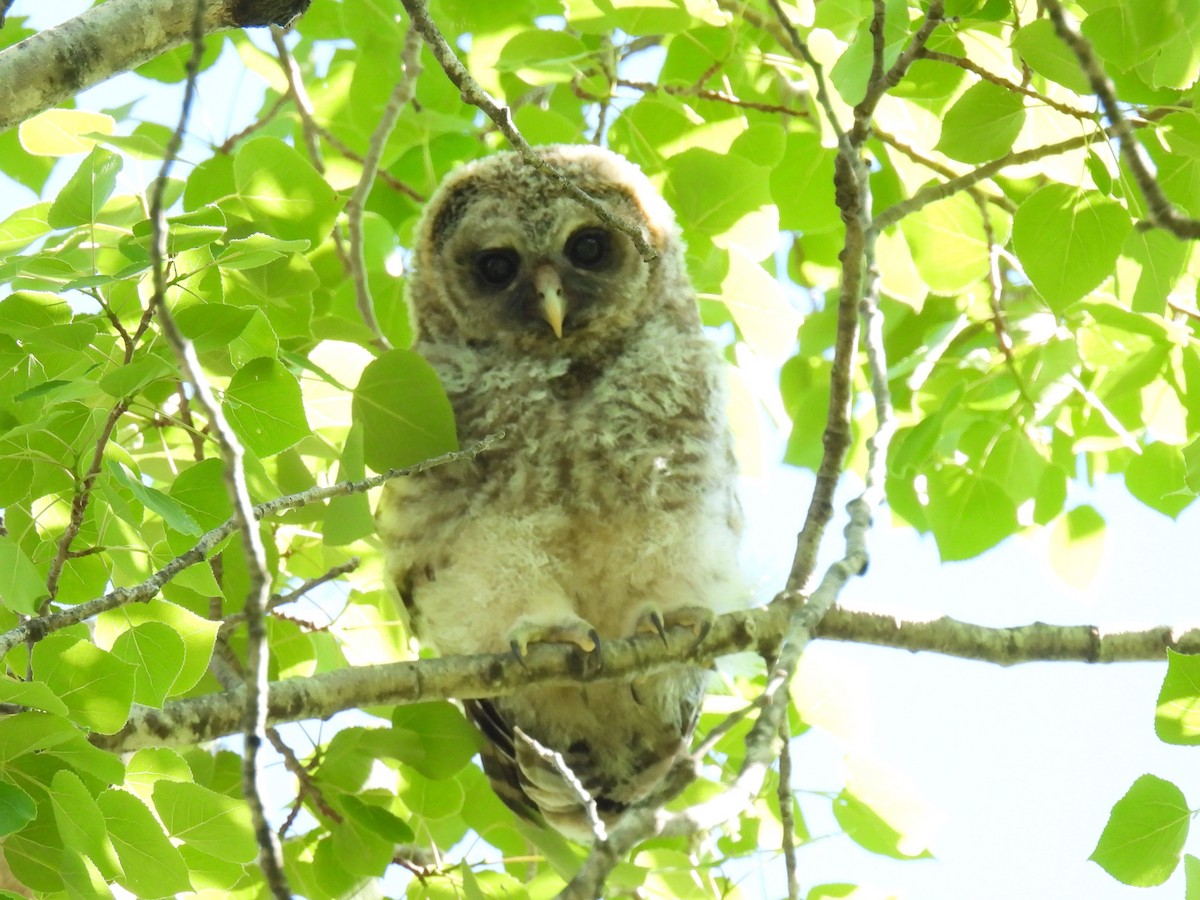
top-left (91, 607), bottom-right (1197, 755)
top-left (93, 604), bottom-right (783, 753)
top-left (0, 0), bottom-right (311, 134)
top-left (816, 609), bottom-right (1200, 665)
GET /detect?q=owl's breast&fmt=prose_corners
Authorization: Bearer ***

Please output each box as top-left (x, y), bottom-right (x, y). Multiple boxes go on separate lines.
top-left (423, 328), bottom-right (727, 517)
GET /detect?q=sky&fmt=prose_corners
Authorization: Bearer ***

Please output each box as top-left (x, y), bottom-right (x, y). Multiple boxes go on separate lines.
top-left (6, 4), bottom-right (1200, 899)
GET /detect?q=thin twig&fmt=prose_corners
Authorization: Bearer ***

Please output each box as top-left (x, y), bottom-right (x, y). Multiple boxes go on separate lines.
top-left (43, 401), bottom-right (129, 605)
top-left (919, 49), bottom-right (1095, 120)
top-left (148, 2), bottom-right (290, 897)
top-left (270, 25), bottom-right (323, 169)
top-left (345, 25), bottom-right (421, 350)
top-left (1042, 0), bottom-right (1200, 239)
top-left (873, 127), bottom-right (1015, 213)
top-left (516, 727), bottom-right (608, 842)
top-left (611, 78), bottom-right (809, 117)
top-left (764, 0), bottom-right (848, 145)
top-left (851, 0), bottom-right (945, 141)
top-left (0, 431), bottom-right (502, 653)
top-left (218, 558), bottom-right (361, 637)
top-left (398, 0), bottom-right (658, 260)
top-left (778, 714), bottom-right (800, 900)
top-left (217, 92), bottom-right (290, 152)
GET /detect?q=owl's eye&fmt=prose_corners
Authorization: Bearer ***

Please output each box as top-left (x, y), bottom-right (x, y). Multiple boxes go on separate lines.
top-left (476, 249), bottom-right (520, 287)
top-left (565, 228), bottom-right (610, 269)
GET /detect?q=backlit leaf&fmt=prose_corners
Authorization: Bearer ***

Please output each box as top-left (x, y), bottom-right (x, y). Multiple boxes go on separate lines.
top-left (1090, 774), bottom-right (1188, 886)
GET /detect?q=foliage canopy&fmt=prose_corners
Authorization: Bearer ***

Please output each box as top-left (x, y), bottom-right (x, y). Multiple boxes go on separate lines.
top-left (1, 0), bottom-right (1200, 896)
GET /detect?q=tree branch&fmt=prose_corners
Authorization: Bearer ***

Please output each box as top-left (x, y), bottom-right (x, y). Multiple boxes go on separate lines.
top-left (0, 436), bottom-right (502, 661)
top-left (0, 0), bottom-right (312, 134)
top-left (1042, 0), bottom-right (1200, 239)
top-left (344, 25), bottom-right (422, 350)
top-left (89, 605), bottom-right (1197, 756)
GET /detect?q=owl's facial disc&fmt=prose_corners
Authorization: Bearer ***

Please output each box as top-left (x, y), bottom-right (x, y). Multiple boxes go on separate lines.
top-left (533, 265), bottom-right (565, 339)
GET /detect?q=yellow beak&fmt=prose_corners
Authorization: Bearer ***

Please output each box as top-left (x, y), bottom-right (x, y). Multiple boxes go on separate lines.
top-left (533, 264), bottom-right (565, 339)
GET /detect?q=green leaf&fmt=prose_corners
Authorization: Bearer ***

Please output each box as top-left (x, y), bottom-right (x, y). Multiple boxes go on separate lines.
top-left (49, 770), bottom-right (121, 879)
top-left (98, 353), bottom-right (175, 400)
top-left (46, 146), bottom-right (123, 228)
top-left (0, 290), bottom-right (72, 337)
top-left (0, 202), bottom-right (51, 254)
top-left (107, 460), bottom-right (203, 536)
top-left (1126, 442), bottom-right (1194, 519)
top-left (0, 535), bottom-right (47, 615)
top-left (0, 781), bottom-right (36, 837)
top-left (0, 676), bottom-right (68, 716)
top-left (925, 466), bottom-right (1019, 561)
top-left (18, 109), bottom-right (115, 157)
top-left (721, 247), bottom-right (801, 359)
top-left (1090, 774), bottom-right (1189, 886)
top-left (110, 622), bottom-right (186, 707)
top-left (97, 600), bottom-right (219, 697)
top-left (900, 191), bottom-right (1002, 294)
top-left (663, 148), bottom-right (773, 237)
top-left (936, 80), bottom-right (1026, 163)
top-left (390, 702), bottom-right (483, 780)
top-left (832, 788), bottom-right (931, 859)
top-left (771, 131), bottom-right (839, 234)
top-left (1156, 649), bottom-right (1200, 745)
top-left (1012, 185), bottom-right (1132, 313)
top-left (32, 635), bottom-right (135, 734)
top-left (324, 422), bottom-right (375, 546)
top-left (497, 30), bottom-right (591, 85)
top-left (0, 712), bottom-right (77, 765)
top-left (1048, 505), bottom-right (1105, 589)
top-left (1012, 18), bottom-right (1092, 94)
top-left (352, 349), bottom-right (458, 472)
top-left (98, 789), bottom-right (193, 897)
top-left (1186, 854), bottom-right (1200, 900)
top-left (233, 136), bottom-right (340, 245)
top-left (152, 780), bottom-right (258, 864)
top-left (174, 303), bottom-right (257, 351)
top-left (222, 357), bottom-right (311, 457)
top-left (1119, 228), bottom-right (1190, 315)
top-left (340, 794), bottom-right (415, 844)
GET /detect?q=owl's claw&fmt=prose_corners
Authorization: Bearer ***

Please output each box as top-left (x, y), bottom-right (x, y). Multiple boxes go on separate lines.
top-left (635, 606), bottom-right (715, 646)
top-left (507, 616), bottom-right (601, 664)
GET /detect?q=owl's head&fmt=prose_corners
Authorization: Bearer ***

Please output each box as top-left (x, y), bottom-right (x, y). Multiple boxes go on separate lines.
top-left (408, 145), bottom-right (694, 348)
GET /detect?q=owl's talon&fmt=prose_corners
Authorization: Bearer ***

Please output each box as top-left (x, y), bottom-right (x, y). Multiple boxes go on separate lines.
top-left (507, 615), bottom-right (600, 661)
top-left (636, 606), bottom-right (714, 646)
top-left (510, 640), bottom-right (531, 667)
top-left (647, 612), bottom-right (669, 644)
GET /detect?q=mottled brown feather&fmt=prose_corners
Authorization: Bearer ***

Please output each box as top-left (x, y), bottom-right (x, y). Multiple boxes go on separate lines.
top-left (376, 145), bottom-right (743, 843)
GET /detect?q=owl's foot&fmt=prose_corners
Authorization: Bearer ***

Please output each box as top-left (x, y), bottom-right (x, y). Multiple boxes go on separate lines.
top-left (508, 615), bottom-right (601, 664)
top-left (635, 606), bottom-right (715, 646)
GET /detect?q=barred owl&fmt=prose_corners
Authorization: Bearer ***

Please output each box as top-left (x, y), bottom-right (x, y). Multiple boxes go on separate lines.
top-left (376, 145), bottom-right (742, 842)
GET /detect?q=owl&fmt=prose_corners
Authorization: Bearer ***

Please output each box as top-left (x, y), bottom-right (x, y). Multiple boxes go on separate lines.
top-left (376, 144), bottom-right (743, 842)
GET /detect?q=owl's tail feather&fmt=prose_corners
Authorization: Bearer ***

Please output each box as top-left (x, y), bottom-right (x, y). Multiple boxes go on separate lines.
top-left (465, 698), bottom-right (624, 844)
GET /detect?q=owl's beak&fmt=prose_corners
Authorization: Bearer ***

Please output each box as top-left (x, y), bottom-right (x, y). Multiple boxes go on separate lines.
top-left (533, 264), bottom-right (565, 339)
